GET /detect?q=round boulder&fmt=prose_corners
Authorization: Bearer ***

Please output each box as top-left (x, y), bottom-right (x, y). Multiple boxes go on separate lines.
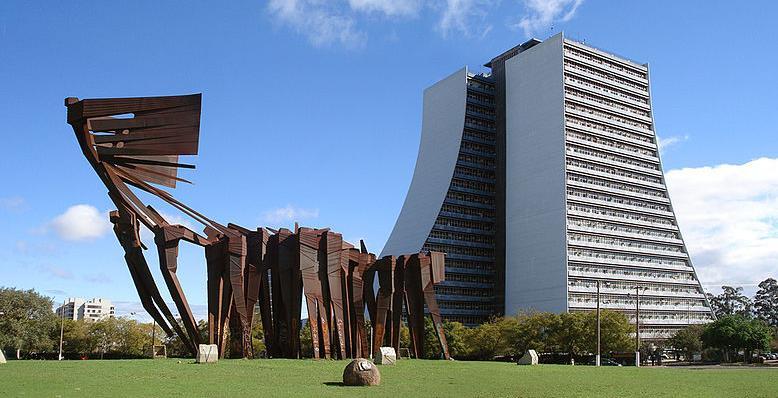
top-left (342, 358), bottom-right (381, 386)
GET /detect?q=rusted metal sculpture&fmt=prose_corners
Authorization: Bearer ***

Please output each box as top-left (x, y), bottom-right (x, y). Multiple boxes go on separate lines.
top-left (66, 94), bottom-right (450, 360)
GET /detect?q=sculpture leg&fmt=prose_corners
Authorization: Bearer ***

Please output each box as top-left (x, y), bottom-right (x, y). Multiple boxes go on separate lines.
top-left (373, 288), bottom-right (391, 357)
top-left (403, 268), bottom-right (425, 359)
top-left (423, 286), bottom-right (450, 360)
top-left (304, 294), bottom-right (321, 359)
top-left (155, 230), bottom-right (200, 354)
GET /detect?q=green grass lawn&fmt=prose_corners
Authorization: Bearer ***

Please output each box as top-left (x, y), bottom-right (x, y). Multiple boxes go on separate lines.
top-left (2, 359), bottom-right (777, 397)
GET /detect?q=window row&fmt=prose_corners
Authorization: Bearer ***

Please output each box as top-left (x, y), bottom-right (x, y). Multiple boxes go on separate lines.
top-left (466, 103), bottom-right (496, 117)
top-left (460, 140), bottom-right (496, 155)
top-left (436, 286), bottom-right (493, 298)
top-left (439, 301), bottom-right (493, 311)
top-left (567, 217), bottom-right (679, 240)
top-left (567, 203), bottom-right (676, 228)
top-left (446, 190), bottom-right (495, 207)
top-left (569, 293), bottom-right (707, 308)
top-left (467, 92), bottom-right (495, 105)
top-left (567, 188), bottom-right (671, 213)
top-left (440, 203), bottom-right (495, 219)
top-left (568, 278), bottom-right (701, 296)
top-left (626, 311), bottom-right (713, 322)
top-left (565, 87), bottom-right (650, 118)
top-left (566, 158), bottom-right (663, 185)
top-left (567, 232), bottom-right (685, 254)
top-left (567, 144), bottom-right (661, 172)
top-left (467, 79), bottom-right (495, 91)
top-left (567, 128), bottom-right (657, 158)
top-left (568, 173), bottom-right (666, 199)
top-left (458, 153), bottom-right (495, 168)
top-left (455, 165), bottom-right (496, 181)
top-left (566, 102), bottom-right (652, 131)
top-left (564, 59), bottom-right (648, 93)
top-left (564, 74), bottom-right (649, 106)
top-left (445, 273), bottom-right (494, 284)
top-left (464, 116), bottom-right (495, 131)
top-left (434, 216), bottom-right (494, 232)
top-left (446, 259), bottom-right (495, 271)
top-left (463, 129), bottom-right (496, 143)
top-left (424, 243), bottom-right (494, 258)
top-left (564, 45), bottom-right (648, 80)
top-left (568, 248), bottom-right (688, 268)
top-left (429, 229), bottom-right (495, 245)
top-left (450, 178), bottom-right (495, 193)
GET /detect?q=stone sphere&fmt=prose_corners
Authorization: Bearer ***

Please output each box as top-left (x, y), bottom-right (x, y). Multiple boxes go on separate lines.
top-left (342, 358), bottom-right (381, 386)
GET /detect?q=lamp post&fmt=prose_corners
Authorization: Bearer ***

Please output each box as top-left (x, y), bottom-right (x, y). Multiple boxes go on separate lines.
top-left (596, 280), bottom-right (601, 367)
top-left (58, 299), bottom-right (65, 361)
top-left (634, 287), bottom-right (641, 367)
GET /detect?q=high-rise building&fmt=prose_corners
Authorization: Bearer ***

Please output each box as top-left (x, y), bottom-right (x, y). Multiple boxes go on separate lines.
top-left (56, 297), bottom-right (115, 322)
top-left (382, 33), bottom-right (714, 339)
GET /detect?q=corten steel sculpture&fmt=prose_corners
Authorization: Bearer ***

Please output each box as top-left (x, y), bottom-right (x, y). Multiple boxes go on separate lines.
top-left (66, 94), bottom-right (450, 360)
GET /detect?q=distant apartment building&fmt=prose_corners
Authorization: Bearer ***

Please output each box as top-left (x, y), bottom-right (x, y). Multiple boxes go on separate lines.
top-left (56, 297), bottom-right (115, 321)
top-left (382, 32), bottom-right (714, 339)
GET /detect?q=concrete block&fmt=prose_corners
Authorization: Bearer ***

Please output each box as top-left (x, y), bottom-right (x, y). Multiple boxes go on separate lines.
top-left (374, 347), bottom-right (397, 365)
top-left (196, 344), bottom-right (218, 363)
top-left (517, 349), bottom-right (539, 365)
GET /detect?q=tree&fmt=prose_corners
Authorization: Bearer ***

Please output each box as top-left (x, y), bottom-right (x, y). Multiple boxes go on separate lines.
top-left (754, 278), bottom-right (778, 327)
top-left (0, 288), bottom-right (57, 359)
top-left (596, 310), bottom-right (632, 353)
top-left (702, 315), bottom-right (772, 362)
top-left (707, 286), bottom-right (753, 318)
top-left (669, 324), bottom-right (704, 360)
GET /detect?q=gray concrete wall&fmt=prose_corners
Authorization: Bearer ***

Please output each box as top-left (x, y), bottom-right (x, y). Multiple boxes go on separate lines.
top-left (381, 67), bottom-right (468, 256)
top-left (504, 33), bottom-right (568, 315)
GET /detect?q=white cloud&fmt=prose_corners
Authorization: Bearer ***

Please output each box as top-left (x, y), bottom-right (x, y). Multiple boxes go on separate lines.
top-left (348, 0), bottom-right (421, 17)
top-left (267, 0), bottom-right (367, 49)
top-left (657, 134), bottom-right (689, 153)
top-left (49, 204), bottom-right (112, 241)
top-left (666, 158), bottom-right (778, 291)
top-left (436, 0), bottom-right (495, 38)
top-left (40, 264), bottom-right (74, 280)
top-left (512, 0), bottom-right (583, 38)
top-left (0, 196), bottom-right (25, 211)
top-left (261, 204), bottom-right (320, 225)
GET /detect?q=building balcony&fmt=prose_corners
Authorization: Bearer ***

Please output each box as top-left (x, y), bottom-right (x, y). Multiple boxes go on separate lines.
top-left (566, 222), bottom-right (683, 245)
top-left (566, 238), bottom-right (689, 259)
top-left (446, 267), bottom-right (495, 276)
top-left (566, 119), bottom-right (656, 150)
top-left (564, 77), bottom-right (651, 111)
top-left (567, 267), bottom-right (699, 285)
top-left (437, 294), bottom-right (493, 302)
top-left (566, 164), bottom-right (665, 190)
top-left (426, 237), bottom-right (494, 249)
top-left (566, 148), bottom-right (663, 177)
top-left (563, 63), bottom-right (649, 98)
top-left (566, 194), bottom-right (675, 218)
top-left (563, 47), bottom-right (648, 86)
top-left (432, 223), bottom-right (494, 236)
top-left (566, 133), bottom-right (659, 163)
top-left (568, 301), bottom-right (710, 313)
top-left (568, 252), bottom-right (690, 271)
top-left (567, 284), bottom-right (704, 299)
top-left (565, 94), bottom-right (653, 124)
top-left (566, 178), bottom-right (669, 205)
top-left (566, 208), bottom-right (678, 232)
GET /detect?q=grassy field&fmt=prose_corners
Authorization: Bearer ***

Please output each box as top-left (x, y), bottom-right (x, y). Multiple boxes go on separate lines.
top-left (3, 359), bottom-right (777, 397)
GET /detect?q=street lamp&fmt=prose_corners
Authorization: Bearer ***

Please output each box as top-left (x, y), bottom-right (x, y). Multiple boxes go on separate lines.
top-left (596, 280), bottom-right (601, 367)
top-left (58, 299), bottom-right (65, 361)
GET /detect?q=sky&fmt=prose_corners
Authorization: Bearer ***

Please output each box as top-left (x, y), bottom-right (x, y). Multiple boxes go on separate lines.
top-left (1, 1), bottom-right (776, 321)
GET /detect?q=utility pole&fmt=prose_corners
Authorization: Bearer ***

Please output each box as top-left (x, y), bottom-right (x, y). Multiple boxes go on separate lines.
top-left (596, 280), bottom-right (601, 367)
top-left (635, 287), bottom-right (640, 367)
top-left (58, 299), bottom-right (65, 361)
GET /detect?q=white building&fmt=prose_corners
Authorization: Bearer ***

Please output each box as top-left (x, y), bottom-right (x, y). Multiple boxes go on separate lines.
top-left (56, 297), bottom-right (115, 321)
top-left (382, 33), bottom-right (714, 338)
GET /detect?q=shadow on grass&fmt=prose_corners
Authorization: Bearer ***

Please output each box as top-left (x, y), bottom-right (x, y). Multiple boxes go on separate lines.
top-left (323, 382), bottom-right (346, 387)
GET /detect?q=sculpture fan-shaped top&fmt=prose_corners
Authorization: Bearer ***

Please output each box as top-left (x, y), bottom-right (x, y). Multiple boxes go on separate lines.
top-left (65, 94), bottom-right (222, 232)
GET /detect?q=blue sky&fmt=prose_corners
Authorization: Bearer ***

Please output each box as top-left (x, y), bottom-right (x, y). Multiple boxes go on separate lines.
top-left (1, 1), bottom-right (776, 319)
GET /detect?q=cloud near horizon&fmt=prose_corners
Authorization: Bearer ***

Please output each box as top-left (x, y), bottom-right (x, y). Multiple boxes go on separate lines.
top-left (665, 157), bottom-right (778, 291)
top-left (261, 204), bottom-right (320, 225)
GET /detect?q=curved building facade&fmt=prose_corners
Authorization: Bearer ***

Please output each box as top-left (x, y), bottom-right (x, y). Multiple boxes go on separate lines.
top-left (384, 33), bottom-right (714, 337)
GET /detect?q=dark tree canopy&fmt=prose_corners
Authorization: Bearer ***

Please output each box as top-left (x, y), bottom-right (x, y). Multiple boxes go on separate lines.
top-left (754, 278), bottom-right (778, 327)
top-left (702, 315), bottom-right (772, 362)
top-left (0, 287), bottom-right (57, 358)
top-left (707, 286), bottom-right (753, 318)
